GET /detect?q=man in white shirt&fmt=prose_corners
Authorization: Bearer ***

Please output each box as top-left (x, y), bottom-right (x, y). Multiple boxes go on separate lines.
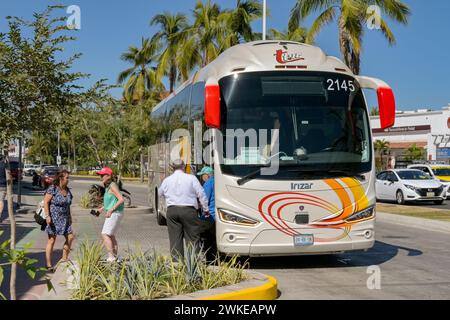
top-left (159, 159), bottom-right (209, 261)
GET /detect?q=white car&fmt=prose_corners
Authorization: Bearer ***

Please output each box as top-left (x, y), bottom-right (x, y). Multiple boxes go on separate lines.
top-left (407, 164), bottom-right (450, 199)
top-left (23, 164), bottom-right (39, 176)
top-left (376, 169), bottom-right (446, 205)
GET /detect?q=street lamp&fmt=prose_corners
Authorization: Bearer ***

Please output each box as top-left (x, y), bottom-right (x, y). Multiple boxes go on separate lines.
top-left (262, 0), bottom-right (267, 40)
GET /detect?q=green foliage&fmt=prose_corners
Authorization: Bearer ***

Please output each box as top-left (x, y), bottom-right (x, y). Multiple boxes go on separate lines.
top-left (79, 194), bottom-right (91, 209)
top-left (289, 0), bottom-right (411, 74)
top-left (405, 143), bottom-right (425, 161)
top-left (0, 5), bottom-right (88, 146)
top-left (0, 231), bottom-right (51, 300)
top-left (71, 240), bottom-right (248, 300)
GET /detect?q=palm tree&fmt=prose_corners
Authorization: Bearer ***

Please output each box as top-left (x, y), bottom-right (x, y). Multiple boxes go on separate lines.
top-left (289, 0), bottom-right (410, 74)
top-left (192, 0), bottom-right (222, 67)
top-left (150, 12), bottom-right (188, 93)
top-left (219, 0), bottom-right (263, 50)
top-left (267, 27), bottom-right (309, 43)
top-left (117, 38), bottom-right (161, 104)
top-left (374, 139), bottom-right (390, 170)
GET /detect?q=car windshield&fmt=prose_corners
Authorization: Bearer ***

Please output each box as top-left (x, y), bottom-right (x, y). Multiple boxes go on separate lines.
top-left (397, 170), bottom-right (432, 180)
top-left (219, 71), bottom-right (372, 179)
top-left (433, 168), bottom-right (450, 176)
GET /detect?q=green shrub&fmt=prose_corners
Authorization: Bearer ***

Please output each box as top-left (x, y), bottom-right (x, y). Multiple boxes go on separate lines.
top-left (71, 240), bottom-right (248, 300)
top-left (79, 194), bottom-right (90, 209)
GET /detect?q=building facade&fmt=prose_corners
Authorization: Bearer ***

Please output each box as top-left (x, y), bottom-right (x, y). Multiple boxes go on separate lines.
top-left (370, 104), bottom-right (450, 166)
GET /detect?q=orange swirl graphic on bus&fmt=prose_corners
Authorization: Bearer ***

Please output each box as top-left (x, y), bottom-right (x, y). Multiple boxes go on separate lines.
top-left (257, 178), bottom-right (370, 242)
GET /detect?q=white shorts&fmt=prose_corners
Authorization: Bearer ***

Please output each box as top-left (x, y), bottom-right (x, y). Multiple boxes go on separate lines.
top-left (101, 212), bottom-right (124, 236)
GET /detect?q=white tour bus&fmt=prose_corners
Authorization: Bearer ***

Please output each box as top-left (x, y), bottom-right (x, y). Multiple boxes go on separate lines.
top-left (149, 40), bottom-right (396, 256)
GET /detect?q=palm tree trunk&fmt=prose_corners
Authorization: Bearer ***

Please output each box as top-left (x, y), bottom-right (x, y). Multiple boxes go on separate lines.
top-left (338, 15), bottom-right (355, 73)
top-left (169, 62), bottom-right (177, 93)
top-left (3, 152), bottom-right (17, 300)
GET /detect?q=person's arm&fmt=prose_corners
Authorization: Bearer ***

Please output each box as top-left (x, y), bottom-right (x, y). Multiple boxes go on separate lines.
top-left (193, 177), bottom-right (209, 214)
top-left (106, 183), bottom-right (124, 217)
top-left (158, 180), bottom-right (166, 198)
top-left (43, 191), bottom-right (53, 225)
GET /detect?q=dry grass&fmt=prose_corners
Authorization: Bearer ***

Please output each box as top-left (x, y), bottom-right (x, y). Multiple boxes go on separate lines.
top-left (376, 203), bottom-right (450, 222)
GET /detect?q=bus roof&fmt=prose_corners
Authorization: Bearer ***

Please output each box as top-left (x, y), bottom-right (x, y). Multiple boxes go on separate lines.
top-left (152, 40), bottom-right (353, 113)
top-left (196, 40), bottom-right (353, 83)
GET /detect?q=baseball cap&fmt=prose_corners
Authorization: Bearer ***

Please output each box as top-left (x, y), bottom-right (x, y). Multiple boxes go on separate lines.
top-left (96, 167), bottom-right (113, 176)
top-left (197, 166), bottom-right (213, 176)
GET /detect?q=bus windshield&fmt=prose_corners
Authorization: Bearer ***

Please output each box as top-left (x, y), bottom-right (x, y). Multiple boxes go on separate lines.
top-left (219, 71), bottom-right (372, 179)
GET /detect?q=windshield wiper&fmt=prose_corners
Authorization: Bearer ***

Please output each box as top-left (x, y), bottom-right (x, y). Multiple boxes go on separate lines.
top-left (236, 164), bottom-right (270, 186)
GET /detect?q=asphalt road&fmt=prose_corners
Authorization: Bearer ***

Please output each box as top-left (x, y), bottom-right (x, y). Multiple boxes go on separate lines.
top-left (17, 176), bottom-right (151, 207)
top-left (9, 177), bottom-right (450, 300)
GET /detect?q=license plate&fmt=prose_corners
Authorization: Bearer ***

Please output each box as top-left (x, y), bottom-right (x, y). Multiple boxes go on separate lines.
top-left (294, 234), bottom-right (314, 246)
top-left (427, 192), bottom-right (435, 197)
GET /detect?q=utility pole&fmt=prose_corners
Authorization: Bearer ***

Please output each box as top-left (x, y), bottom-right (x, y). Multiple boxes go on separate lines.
top-left (262, 0), bottom-right (267, 40)
top-left (17, 137), bottom-right (22, 208)
top-left (57, 129), bottom-right (61, 167)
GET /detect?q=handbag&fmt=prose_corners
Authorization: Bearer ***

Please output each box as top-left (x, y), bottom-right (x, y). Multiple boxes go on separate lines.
top-left (34, 200), bottom-right (47, 228)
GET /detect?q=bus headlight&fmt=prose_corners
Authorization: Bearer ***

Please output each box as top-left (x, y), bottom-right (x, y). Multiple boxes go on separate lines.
top-left (345, 206), bottom-right (375, 222)
top-left (218, 209), bottom-right (260, 226)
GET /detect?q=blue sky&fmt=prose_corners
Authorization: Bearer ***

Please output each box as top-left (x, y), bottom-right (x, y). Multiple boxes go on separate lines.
top-left (1, 0), bottom-right (449, 111)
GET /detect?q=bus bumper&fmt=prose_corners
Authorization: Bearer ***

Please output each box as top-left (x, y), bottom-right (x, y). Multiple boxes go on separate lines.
top-left (217, 220), bottom-right (375, 257)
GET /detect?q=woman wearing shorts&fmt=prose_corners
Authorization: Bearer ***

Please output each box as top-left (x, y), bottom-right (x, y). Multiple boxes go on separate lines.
top-left (96, 167), bottom-right (125, 262)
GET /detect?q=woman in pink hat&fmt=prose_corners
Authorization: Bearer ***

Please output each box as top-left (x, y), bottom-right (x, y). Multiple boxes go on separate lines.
top-left (96, 167), bottom-right (125, 262)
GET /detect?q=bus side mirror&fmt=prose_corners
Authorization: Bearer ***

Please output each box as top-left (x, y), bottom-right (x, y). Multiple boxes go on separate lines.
top-left (205, 84), bottom-right (221, 128)
top-left (377, 87), bottom-right (395, 129)
top-left (356, 76), bottom-right (396, 129)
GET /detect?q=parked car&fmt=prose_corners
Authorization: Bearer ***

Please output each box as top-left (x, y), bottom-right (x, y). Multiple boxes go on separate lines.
top-left (23, 164), bottom-right (39, 176)
top-left (39, 166), bottom-right (59, 189)
top-left (376, 169), bottom-right (446, 205)
top-left (407, 164), bottom-right (450, 199)
top-left (88, 167), bottom-right (102, 175)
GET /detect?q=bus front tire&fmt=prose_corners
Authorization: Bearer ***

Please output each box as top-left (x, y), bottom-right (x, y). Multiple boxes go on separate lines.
top-left (156, 210), bottom-right (167, 226)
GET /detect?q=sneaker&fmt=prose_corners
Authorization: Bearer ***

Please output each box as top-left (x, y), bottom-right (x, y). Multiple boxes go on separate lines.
top-left (106, 256), bottom-right (117, 263)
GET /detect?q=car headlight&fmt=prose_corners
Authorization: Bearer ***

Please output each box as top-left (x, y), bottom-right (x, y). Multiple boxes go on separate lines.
top-left (218, 209), bottom-right (260, 226)
top-left (345, 206), bottom-right (375, 222)
top-left (404, 184), bottom-right (418, 192)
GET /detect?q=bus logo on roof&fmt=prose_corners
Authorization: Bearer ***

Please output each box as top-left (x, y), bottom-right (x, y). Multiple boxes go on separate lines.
top-left (274, 49), bottom-right (304, 64)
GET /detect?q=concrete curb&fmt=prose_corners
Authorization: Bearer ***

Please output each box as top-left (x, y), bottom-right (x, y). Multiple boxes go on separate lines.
top-left (163, 271), bottom-right (278, 300)
top-left (377, 211), bottom-right (450, 234)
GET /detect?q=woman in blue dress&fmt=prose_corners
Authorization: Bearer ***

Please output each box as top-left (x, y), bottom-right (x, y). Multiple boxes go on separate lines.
top-left (43, 169), bottom-right (74, 272)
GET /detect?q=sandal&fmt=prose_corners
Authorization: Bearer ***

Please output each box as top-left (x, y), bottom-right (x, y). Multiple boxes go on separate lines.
top-left (46, 266), bottom-right (55, 273)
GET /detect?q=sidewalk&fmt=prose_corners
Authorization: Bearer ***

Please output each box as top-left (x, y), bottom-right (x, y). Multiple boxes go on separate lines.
top-left (1, 189), bottom-right (167, 300)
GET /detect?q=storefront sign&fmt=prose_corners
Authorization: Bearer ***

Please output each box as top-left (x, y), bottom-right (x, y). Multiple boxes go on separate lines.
top-left (437, 148), bottom-right (450, 159)
top-left (373, 125), bottom-right (431, 134)
top-left (433, 134), bottom-right (450, 147)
